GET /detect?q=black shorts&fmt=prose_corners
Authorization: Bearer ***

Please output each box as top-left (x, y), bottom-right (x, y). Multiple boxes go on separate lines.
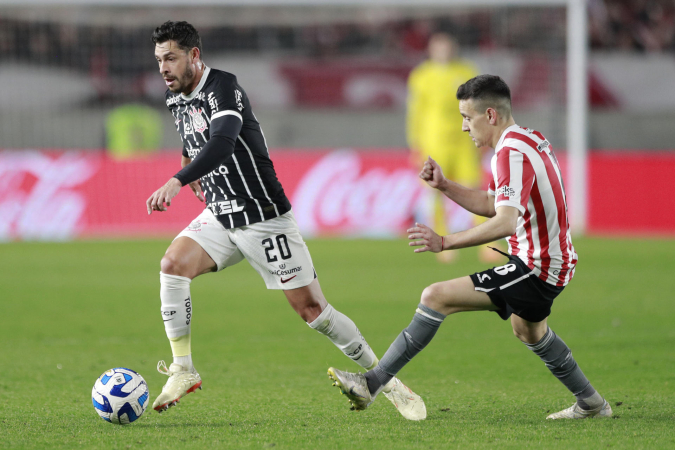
top-left (469, 249), bottom-right (564, 323)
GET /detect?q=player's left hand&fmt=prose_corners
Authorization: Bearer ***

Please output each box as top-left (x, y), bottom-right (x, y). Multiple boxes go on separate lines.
top-left (146, 178), bottom-right (182, 214)
top-left (188, 179), bottom-right (205, 203)
top-left (407, 222), bottom-right (443, 253)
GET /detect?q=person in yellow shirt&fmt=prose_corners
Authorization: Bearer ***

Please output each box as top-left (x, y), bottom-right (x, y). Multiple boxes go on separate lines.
top-left (407, 32), bottom-right (500, 263)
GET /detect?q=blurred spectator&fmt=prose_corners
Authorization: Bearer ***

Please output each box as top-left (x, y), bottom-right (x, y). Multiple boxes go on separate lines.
top-left (406, 33), bottom-right (499, 263)
top-left (590, 0), bottom-right (675, 52)
top-left (0, 3), bottom-right (671, 108)
top-left (105, 104), bottom-right (163, 159)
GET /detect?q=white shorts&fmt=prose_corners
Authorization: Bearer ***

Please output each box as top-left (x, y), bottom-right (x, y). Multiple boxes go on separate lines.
top-left (175, 208), bottom-right (315, 290)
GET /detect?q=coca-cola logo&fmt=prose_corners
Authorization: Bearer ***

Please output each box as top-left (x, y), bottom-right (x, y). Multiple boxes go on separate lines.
top-left (292, 150), bottom-right (426, 237)
top-left (0, 151), bottom-right (99, 241)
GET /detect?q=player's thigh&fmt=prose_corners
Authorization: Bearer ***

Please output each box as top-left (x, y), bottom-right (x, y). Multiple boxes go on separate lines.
top-left (421, 276), bottom-right (498, 316)
top-left (169, 209), bottom-right (245, 278)
top-left (231, 210), bottom-right (315, 290)
top-left (162, 236), bottom-right (217, 279)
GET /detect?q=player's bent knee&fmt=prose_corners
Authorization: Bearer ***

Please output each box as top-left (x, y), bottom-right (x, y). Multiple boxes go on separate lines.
top-left (512, 325), bottom-right (540, 344)
top-left (160, 253), bottom-right (191, 278)
top-left (512, 327), bottom-right (526, 341)
top-left (285, 286), bottom-right (324, 323)
top-left (420, 283), bottom-right (450, 313)
top-left (297, 302), bottom-right (323, 323)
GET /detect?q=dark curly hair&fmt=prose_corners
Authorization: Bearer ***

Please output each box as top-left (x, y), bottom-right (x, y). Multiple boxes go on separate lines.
top-left (152, 21), bottom-right (202, 56)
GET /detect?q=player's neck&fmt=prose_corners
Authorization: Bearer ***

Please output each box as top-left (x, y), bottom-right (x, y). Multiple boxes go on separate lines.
top-left (491, 117), bottom-right (516, 148)
top-left (183, 62), bottom-right (206, 96)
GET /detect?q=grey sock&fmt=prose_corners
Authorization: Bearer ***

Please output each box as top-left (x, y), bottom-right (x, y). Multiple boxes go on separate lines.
top-left (364, 304), bottom-right (446, 395)
top-left (526, 328), bottom-right (604, 410)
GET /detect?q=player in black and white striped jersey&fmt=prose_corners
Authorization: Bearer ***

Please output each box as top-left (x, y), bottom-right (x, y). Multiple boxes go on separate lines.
top-left (164, 53), bottom-right (290, 229)
top-left (145, 21), bottom-right (426, 420)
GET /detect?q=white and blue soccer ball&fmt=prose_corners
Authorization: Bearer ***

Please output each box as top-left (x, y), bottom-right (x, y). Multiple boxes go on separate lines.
top-left (92, 368), bottom-right (149, 424)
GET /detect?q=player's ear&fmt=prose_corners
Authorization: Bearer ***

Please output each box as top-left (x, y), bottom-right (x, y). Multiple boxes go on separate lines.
top-left (190, 47), bottom-right (200, 63)
top-left (487, 107), bottom-right (498, 125)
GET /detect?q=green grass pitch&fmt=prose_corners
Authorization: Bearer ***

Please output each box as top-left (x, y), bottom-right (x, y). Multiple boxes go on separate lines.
top-left (1, 237), bottom-right (674, 449)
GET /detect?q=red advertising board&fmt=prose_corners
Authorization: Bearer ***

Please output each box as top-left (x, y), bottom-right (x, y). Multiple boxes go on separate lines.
top-left (1, 149), bottom-right (673, 241)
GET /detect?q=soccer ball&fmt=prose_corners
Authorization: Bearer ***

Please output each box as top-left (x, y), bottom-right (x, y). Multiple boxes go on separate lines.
top-left (92, 368), bottom-right (149, 424)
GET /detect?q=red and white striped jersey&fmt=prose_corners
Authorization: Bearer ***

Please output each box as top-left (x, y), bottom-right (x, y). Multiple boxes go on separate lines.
top-left (488, 125), bottom-right (577, 286)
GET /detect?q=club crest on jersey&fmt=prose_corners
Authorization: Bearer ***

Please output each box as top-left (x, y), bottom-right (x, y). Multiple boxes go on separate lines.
top-left (188, 106), bottom-right (208, 133)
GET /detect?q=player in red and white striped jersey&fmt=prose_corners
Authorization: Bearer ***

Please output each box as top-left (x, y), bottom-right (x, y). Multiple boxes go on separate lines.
top-left (326, 75), bottom-right (611, 420)
top-left (488, 124), bottom-right (577, 287)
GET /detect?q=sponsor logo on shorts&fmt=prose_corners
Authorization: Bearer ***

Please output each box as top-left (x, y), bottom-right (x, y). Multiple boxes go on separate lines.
top-left (477, 273), bottom-right (491, 283)
top-left (186, 220), bottom-right (206, 232)
top-left (281, 275), bottom-right (297, 284)
top-left (496, 185), bottom-right (516, 198)
top-left (268, 265), bottom-right (303, 276)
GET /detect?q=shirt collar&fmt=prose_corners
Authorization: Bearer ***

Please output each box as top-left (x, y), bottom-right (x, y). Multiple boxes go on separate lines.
top-left (181, 66), bottom-right (211, 101)
top-left (495, 124), bottom-right (519, 152)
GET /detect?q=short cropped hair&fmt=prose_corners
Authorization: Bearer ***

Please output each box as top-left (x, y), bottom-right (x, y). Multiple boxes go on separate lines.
top-left (456, 75), bottom-right (512, 118)
top-left (152, 21), bottom-right (202, 56)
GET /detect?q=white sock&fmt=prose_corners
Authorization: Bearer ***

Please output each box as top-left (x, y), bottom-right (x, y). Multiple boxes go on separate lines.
top-left (308, 304), bottom-right (377, 370)
top-left (160, 272), bottom-right (194, 370)
top-left (174, 354), bottom-right (194, 372)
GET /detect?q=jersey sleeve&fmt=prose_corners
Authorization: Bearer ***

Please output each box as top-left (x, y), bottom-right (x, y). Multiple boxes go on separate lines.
top-left (204, 75), bottom-right (245, 124)
top-left (487, 177), bottom-right (496, 195)
top-left (494, 148), bottom-right (535, 215)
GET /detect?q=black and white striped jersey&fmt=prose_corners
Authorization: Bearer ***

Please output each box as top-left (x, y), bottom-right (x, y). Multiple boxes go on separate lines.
top-left (165, 66), bottom-right (291, 229)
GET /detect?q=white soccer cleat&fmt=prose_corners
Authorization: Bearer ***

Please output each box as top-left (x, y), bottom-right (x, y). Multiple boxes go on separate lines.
top-left (152, 361), bottom-right (202, 413)
top-left (382, 377), bottom-right (427, 421)
top-left (546, 400), bottom-right (612, 420)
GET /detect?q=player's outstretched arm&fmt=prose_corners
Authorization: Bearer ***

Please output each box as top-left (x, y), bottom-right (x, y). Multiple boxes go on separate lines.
top-left (419, 157), bottom-right (494, 217)
top-left (408, 206), bottom-right (518, 253)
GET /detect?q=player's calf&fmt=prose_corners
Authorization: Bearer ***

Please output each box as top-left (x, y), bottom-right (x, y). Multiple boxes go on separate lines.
top-left (525, 327), bottom-right (607, 414)
top-left (308, 303), bottom-right (377, 370)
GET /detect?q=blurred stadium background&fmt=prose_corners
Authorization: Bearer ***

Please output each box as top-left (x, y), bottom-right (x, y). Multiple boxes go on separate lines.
top-left (2, 3), bottom-right (675, 447)
top-left (1, 0), bottom-right (674, 241)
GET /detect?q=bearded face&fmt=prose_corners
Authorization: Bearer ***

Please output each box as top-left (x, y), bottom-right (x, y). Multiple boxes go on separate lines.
top-left (155, 40), bottom-right (200, 95)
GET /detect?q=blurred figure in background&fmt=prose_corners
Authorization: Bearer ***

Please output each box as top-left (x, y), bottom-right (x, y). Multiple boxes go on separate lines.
top-left (407, 32), bottom-right (500, 263)
top-left (106, 104), bottom-right (162, 159)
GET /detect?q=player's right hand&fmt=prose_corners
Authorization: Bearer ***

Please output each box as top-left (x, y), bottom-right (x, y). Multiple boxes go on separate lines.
top-left (419, 156), bottom-right (446, 190)
top-left (146, 178), bottom-right (182, 214)
top-left (188, 180), bottom-right (205, 203)
top-left (407, 222), bottom-right (443, 253)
